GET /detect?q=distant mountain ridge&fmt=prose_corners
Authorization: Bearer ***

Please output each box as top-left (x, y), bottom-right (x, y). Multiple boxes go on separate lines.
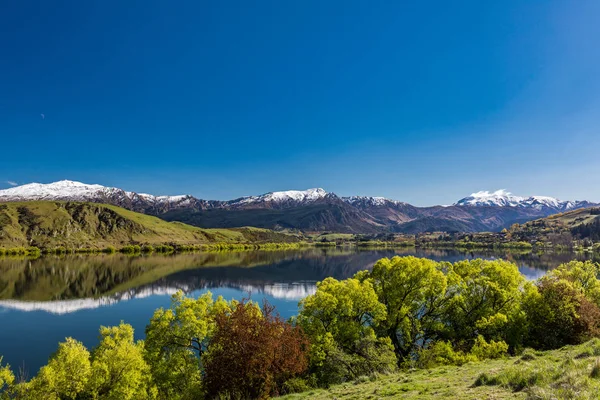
top-left (455, 189), bottom-right (593, 211)
top-left (0, 181), bottom-right (596, 233)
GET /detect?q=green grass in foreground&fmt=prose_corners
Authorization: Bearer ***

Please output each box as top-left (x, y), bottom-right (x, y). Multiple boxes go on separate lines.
top-left (281, 339), bottom-right (600, 400)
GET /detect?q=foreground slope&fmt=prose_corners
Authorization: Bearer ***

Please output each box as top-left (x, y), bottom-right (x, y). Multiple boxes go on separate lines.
top-left (0, 201), bottom-right (298, 248)
top-left (282, 339), bottom-right (600, 400)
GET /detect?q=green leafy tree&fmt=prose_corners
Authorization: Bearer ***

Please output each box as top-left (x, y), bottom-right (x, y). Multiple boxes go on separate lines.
top-left (524, 276), bottom-right (600, 349)
top-left (144, 291), bottom-right (230, 399)
top-left (88, 323), bottom-right (156, 400)
top-left (549, 260), bottom-right (600, 306)
top-left (361, 256), bottom-right (452, 364)
top-left (26, 338), bottom-right (91, 400)
top-left (0, 357), bottom-right (15, 399)
top-left (298, 277), bottom-right (396, 385)
top-left (443, 259), bottom-right (525, 349)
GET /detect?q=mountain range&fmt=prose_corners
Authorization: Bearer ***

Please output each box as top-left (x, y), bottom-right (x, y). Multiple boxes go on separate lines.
top-left (0, 181), bottom-right (596, 233)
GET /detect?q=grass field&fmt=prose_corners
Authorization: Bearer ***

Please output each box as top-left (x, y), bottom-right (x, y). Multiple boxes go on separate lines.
top-left (281, 339), bottom-right (600, 400)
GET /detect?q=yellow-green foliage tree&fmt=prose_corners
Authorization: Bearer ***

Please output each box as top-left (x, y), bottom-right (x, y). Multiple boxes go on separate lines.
top-left (549, 260), bottom-right (600, 305)
top-left (361, 256), bottom-right (451, 365)
top-left (12, 323), bottom-right (155, 400)
top-left (144, 291), bottom-right (231, 399)
top-left (87, 323), bottom-right (156, 400)
top-left (0, 357), bottom-right (15, 399)
top-left (26, 338), bottom-right (91, 399)
top-left (443, 259), bottom-right (525, 349)
top-left (298, 277), bottom-right (397, 385)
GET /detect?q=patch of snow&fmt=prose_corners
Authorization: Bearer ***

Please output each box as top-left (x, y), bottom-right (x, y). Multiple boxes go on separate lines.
top-left (232, 188), bottom-right (328, 205)
top-left (342, 196), bottom-right (406, 207)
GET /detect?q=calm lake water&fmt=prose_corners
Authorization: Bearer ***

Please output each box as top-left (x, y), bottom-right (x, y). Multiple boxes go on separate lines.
top-left (0, 248), bottom-right (597, 375)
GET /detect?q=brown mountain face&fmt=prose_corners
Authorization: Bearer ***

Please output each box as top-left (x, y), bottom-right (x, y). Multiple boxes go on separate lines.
top-left (158, 196), bottom-right (594, 234)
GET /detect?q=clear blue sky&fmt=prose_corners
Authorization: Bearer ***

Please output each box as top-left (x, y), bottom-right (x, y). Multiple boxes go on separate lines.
top-left (2, 1), bottom-right (599, 205)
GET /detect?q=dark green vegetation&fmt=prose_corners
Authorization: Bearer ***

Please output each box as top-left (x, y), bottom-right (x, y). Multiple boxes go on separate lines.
top-left (0, 201), bottom-right (299, 250)
top-left (2, 256), bottom-right (600, 399)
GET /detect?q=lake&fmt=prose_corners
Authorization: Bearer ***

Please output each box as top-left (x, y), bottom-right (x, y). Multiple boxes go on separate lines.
top-left (0, 247), bottom-right (597, 375)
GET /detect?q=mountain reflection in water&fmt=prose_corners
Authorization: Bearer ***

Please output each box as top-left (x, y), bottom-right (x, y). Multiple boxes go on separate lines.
top-left (0, 248), bottom-right (597, 313)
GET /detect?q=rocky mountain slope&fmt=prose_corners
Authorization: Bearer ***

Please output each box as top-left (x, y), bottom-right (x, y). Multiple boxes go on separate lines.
top-left (1, 181), bottom-right (596, 233)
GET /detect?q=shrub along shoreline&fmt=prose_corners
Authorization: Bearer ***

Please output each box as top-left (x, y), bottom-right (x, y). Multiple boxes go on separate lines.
top-left (1, 256), bottom-right (600, 399)
top-left (0, 241), bottom-right (314, 258)
top-left (0, 239), bottom-right (591, 260)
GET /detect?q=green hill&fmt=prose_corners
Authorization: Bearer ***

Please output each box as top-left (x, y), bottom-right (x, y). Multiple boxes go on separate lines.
top-left (282, 339), bottom-right (600, 400)
top-left (509, 207), bottom-right (600, 243)
top-left (0, 201), bottom-right (299, 249)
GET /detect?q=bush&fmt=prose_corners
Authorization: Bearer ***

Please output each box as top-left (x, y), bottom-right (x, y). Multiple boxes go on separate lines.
top-left (524, 277), bottom-right (600, 349)
top-left (470, 335), bottom-right (509, 360)
top-left (50, 246), bottom-right (68, 255)
top-left (312, 335), bottom-right (397, 385)
top-left (102, 246), bottom-right (117, 254)
top-left (120, 245), bottom-right (141, 254)
top-left (6, 247), bottom-right (27, 256)
top-left (26, 246), bottom-right (41, 256)
top-left (203, 301), bottom-right (309, 399)
top-left (282, 377), bottom-right (312, 394)
top-left (416, 341), bottom-right (477, 369)
top-left (141, 245), bottom-right (154, 253)
top-left (154, 244), bottom-right (174, 253)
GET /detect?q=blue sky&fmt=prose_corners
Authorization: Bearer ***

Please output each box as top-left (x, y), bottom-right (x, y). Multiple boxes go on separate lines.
top-left (2, 1), bottom-right (599, 206)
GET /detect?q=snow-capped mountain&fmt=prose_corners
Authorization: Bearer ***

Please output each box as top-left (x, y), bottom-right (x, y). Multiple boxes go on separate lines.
top-left (342, 196), bottom-right (407, 207)
top-left (0, 180), bottom-right (199, 214)
top-left (0, 180), bottom-right (185, 203)
top-left (228, 188), bottom-right (329, 208)
top-left (455, 189), bottom-right (593, 211)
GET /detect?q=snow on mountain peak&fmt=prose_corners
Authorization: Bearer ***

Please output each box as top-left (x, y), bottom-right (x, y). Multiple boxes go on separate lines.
top-left (455, 189), bottom-right (584, 210)
top-left (0, 180), bottom-right (107, 200)
top-left (0, 180), bottom-right (189, 205)
top-left (233, 188), bottom-right (328, 205)
top-left (342, 196), bottom-right (405, 207)
top-left (456, 189), bottom-right (524, 207)
top-left (266, 188), bottom-right (328, 202)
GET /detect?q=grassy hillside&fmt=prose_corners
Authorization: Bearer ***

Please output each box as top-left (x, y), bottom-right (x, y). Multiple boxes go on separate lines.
top-left (0, 201), bottom-right (299, 249)
top-left (282, 339), bottom-right (600, 400)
